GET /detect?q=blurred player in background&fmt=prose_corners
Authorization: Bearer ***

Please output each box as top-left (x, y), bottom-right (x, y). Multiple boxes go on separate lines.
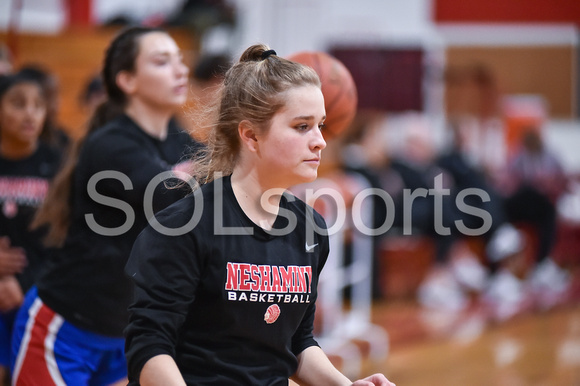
top-left (0, 71), bottom-right (61, 385)
top-left (11, 26), bottom-right (201, 385)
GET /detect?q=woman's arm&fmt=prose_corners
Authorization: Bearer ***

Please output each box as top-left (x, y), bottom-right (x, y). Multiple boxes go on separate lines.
top-left (88, 130), bottom-right (191, 213)
top-left (292, 346), bottom-right (395, 386)
top-left (292, 345), bottom-right (351, 385)
top-left (139, 355), bottom-right (186, 386)
top-left (125, 206), bottom-right (201, 383)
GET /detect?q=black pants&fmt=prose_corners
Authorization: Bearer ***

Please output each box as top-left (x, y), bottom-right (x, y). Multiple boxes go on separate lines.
top-left (503, 185), bottom-right (557, 263)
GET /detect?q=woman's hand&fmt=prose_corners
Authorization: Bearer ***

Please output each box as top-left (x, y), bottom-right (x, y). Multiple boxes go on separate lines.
top-left (352, 373), bottom-right (396, 386)
top-left (0, 275), bottom-right (24, 312)
top-left (0, 236), bottom-right (26, 276)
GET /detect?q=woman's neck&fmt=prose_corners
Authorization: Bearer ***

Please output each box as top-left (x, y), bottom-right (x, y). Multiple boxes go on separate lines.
top-left (0, 138), bottom-right (38, 160)
top-left (124, 101), bottom-right (172, 140)
top-left (230, 169), bottom-right (283, 230)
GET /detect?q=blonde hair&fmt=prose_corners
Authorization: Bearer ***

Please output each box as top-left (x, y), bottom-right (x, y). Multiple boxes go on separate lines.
top-left (191, 44), bottom-right (321, 184)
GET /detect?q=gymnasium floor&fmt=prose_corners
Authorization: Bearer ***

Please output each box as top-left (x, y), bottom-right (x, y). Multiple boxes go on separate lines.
top-left (362, 272), bottom-right (580, 386)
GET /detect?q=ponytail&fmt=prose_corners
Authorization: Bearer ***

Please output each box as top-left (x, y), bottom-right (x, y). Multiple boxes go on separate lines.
top-left (30, 26), bottom-right (161, 246)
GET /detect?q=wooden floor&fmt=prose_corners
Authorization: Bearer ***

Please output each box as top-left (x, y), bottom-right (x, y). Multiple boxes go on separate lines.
top-left (323, 229), bottom-right (580, 386)
top-left (332, 262), bottom-right (580, 386)
top-left (364, 302), bottom-right (580, 386)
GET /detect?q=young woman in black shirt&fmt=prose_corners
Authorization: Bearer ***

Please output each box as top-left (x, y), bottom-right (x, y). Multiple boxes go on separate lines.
top-left (124, 45), bottom-right (394, 385)
top-left (0, 71), bottom-right (62, 385)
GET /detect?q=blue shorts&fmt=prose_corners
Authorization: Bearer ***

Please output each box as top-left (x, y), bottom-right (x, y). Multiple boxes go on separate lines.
top-left (11, 287), bottom-right (127, 386)
top-left (0, 308), bottom-right (17, 367)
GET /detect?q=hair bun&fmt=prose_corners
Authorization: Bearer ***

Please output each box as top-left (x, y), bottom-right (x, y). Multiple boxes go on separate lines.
top-left (239, 44), bottom-right (273, 63)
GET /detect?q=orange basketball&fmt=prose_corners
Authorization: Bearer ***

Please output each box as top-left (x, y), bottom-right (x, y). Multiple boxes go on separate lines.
top-left (287, 51), bottom-right (358, 139)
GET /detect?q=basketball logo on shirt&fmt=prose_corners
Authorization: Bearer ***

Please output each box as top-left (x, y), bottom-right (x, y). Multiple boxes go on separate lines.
top-left (264, 304), bottom-right (281, 324)
top-left (0, 177), bottom-right (49, 218)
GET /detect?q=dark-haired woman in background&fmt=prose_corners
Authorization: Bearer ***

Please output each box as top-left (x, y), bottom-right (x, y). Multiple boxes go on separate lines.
top-left (0, 71), bottom-right (61, 385)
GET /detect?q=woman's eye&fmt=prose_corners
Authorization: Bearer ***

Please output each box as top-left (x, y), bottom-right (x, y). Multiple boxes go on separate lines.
top-left (9, 98), bottom-right (25, 109)
top-left (152, 55), bottom-right (170, 66)
top-left (296, 124), bottom-right (309, 131)
top-left (319, 123), bottom-right (326, 131)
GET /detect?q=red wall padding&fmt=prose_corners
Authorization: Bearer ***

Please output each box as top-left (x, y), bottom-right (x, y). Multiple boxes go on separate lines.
top-left (67, 0), bottom-right (92, 26)
top-left (434, 0), bottom-right (580, 24)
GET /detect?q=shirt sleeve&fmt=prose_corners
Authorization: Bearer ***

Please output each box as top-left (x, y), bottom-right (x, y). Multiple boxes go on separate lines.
top-left (124, 209), bottom-right (203, 382)
top-left (87, 130), bottom-right (190, 214)
top-left (291, 210), bottom-right (330, 355)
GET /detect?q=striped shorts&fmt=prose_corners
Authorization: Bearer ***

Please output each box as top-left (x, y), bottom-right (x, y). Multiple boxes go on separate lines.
top-left (10, 287), bottom-right (126, 386)
top-left (0, 308), bottom-right (17, 367)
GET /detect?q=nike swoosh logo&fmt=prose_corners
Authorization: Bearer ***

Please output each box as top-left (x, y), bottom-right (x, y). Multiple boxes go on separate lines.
top-left (305, 242), bottom-right (318, 252)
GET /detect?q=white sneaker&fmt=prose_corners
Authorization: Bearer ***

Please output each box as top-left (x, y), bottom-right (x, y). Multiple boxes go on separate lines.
top-left (527, 258), bottom-right (571, 310)
top-left (486, 224), bottom-right (525, 263)
top-left (482, 269), bottom-right (532, 322)
top-left (452, 254), bottom-right (489, 293)
top-left (418, 269), bottom-right (469, 312)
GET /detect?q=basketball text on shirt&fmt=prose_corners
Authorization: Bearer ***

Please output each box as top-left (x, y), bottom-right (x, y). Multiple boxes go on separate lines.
top-left (225, 262), bottom-right (313, 304)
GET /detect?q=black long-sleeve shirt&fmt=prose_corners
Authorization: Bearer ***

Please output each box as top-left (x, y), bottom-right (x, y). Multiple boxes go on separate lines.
top-left (0, 143), bottom-right (61, 293)
top-left (125, 176), bottom-right (329, 385)
top-left (36, 114), bottom-right (200, 336)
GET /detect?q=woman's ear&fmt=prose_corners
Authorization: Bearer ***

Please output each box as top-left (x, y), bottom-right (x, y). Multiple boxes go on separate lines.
top-left (238, 120), bottom-right (259, 153)
top-left (116, 71), bottom-right (136, 95)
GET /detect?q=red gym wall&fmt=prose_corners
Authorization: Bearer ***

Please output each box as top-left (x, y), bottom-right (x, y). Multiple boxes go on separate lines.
top-left (67, 0), bottom-right (92, 26)
top-left (434, 0), bottom-right (580, 24)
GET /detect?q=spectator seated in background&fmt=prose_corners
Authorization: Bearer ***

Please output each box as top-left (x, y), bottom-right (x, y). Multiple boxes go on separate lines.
top-left (436, 119), bottom-right (507, 237)
top-left (498, 127), bottom-right (570, 310)
top-left (383, 115), bottom-right (486, 311)
top-left (338, 113), bottom-right (490, 309)
top-left (482, 223), bottom-right (534, 322)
